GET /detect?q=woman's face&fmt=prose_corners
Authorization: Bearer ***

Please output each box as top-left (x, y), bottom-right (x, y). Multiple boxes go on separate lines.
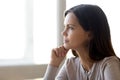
top-left (62, 12), bottom-right (91, 50)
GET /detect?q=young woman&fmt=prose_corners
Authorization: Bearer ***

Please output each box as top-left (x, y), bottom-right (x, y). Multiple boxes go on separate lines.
top-left (44, 4), bottom-right (120, 80)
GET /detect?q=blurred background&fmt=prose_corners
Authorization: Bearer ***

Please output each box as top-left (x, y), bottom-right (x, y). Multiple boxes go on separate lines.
top-left (0, 0), bottom-right (120, 80)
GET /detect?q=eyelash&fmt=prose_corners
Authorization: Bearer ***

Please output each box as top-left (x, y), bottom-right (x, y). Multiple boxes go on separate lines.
top-left (64, 25), bottom-right (74, 30)
top-left (68, 26), bottom-right (74, 30)
top-left (69, 27), bottom-right (74, 30)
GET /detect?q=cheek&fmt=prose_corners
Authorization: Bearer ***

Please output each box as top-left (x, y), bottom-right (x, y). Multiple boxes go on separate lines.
top-left (69, 31), bottom-right (81, 40)
top-left (69, 32), bottom-right (88, 45)
top-left (69, 33), bottom-right (80, 44)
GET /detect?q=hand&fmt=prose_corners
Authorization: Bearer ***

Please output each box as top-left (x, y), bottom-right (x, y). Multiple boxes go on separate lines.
top-left (50, 46), bottom-right (69, 67)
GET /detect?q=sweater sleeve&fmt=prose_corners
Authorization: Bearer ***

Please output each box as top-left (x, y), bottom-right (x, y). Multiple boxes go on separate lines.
top-left (43, 60), bottom-right (69, 80)
top-left (43, 57), bottom-right (76, 80)
top-left (103, 57), bottom-right (120, 80)
top-left (55, 63), bottom-right (68, 80)
top-left (43, 64), bottom-right (58, 80)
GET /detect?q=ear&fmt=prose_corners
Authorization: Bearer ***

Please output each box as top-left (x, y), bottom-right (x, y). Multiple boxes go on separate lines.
top-left (87, 31), bottom-right (93, 40)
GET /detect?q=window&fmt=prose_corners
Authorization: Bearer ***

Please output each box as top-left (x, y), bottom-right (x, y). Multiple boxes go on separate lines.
top-left (66, 0), bottom-right (120, 57)
top-left (33, 0), bottom-right (57, 64)
top-left (0, 0), bottom-right (27, 65)
top-left (0, 0), bottom-right (64, 79)
top-left (0, 0), bottom-right (57, 65)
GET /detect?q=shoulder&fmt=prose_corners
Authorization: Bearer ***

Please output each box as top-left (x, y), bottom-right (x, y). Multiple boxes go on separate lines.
top-left (65, 57), bottom-right (79, 65)
top-left (98, 56), bottom-right (120, 70)
top-left (101, 56), bottom-right (119, 64)
top-left (63, 57), bottom-right (80, 69)
top-left (98, 56), bottom-right (120, 80)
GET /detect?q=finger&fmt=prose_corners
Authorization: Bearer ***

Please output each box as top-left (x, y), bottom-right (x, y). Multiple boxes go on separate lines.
top-left (55, 46), bottom-right (68, 57)
top-left (59, 46), bottom-right (67, 57)
top-left (60, 47), bottom-right (66, 57)
top-left (54, 48), bottom-right (60, 57)
top-left (54, 47), bottom-right (64, 57)
top-left (51, 48), bottom-right (57, 57)
top-left (62, 45), bottom-right (69, 52)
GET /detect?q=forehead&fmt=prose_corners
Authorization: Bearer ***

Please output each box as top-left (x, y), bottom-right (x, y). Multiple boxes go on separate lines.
top-left (64, 12), bottom-right (79, 25)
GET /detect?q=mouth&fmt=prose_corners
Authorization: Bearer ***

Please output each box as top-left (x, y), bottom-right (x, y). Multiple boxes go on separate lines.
top-left (63, 39), bottom-right (69, 43)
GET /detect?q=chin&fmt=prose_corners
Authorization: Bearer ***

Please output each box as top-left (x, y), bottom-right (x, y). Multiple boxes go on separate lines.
top-left (63, 44), bottom-right (71, 50)
top-left (64, 43), bottom-right (78, 50)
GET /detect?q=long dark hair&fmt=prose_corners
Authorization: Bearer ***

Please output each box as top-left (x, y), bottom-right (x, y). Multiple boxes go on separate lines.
top-left (64, 4), bottom-right (116, 61)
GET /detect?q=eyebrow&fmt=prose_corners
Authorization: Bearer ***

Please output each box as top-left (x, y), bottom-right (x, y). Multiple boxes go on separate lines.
top-left (64, 23), bottom-right (75, 26)
top-left (67, 24), bottom-right (76, 27)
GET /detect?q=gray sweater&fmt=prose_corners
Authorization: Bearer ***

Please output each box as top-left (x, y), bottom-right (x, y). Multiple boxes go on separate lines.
top-left (44, 56), bottom-right (120, 80)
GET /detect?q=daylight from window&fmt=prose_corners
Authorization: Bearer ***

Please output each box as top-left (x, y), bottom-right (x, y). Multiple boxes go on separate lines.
top-left (0, 0), bottom-right (120, 65)
top-left (0, 0), bottom-right (57, 65)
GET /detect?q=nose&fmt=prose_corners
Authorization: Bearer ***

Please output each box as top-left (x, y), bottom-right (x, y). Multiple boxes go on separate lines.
top-left (61, 29), bottom-right (67, 36)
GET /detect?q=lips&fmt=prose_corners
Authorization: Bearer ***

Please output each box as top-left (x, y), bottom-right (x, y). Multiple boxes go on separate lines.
top-left (63, 39), bottom-right (69, 43)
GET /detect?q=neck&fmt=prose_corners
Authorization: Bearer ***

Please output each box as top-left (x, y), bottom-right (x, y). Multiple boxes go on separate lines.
top-left (75, 48), bottom-right (94, 72)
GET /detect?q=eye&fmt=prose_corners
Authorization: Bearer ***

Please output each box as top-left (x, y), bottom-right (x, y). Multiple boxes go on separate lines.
top-left (69, 27), bottom-right (74, 30)
top-left (68, 25), bottom-right (74, 30)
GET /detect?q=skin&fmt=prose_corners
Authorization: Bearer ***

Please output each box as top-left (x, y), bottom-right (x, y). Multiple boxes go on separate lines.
top-left (50, 12), bottom-right (94, 72)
